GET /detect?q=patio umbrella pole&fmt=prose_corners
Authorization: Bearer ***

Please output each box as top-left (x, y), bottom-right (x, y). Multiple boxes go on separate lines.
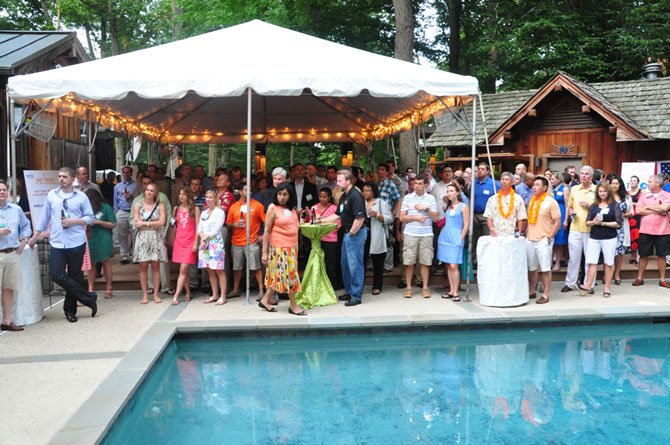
top-left (245, 87), bottom-right (252, 305)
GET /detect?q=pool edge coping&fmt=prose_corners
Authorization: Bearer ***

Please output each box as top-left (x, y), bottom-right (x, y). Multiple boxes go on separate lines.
top-left (49, 308), bottom-right (670, 445)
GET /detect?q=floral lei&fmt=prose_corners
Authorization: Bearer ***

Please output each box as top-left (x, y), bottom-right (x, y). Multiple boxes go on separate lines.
top-left (528, 192), bottom-right (548, 224)
top-left (497, 189), bottom-right (515, 219)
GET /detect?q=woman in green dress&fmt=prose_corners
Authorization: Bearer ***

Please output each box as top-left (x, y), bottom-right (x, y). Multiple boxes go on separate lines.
top-left (85, 189), bottom-right (117, 298)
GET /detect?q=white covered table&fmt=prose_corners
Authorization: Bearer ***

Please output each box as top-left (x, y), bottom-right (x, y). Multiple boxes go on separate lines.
top-left (476, 236), bottom-right (529, 307)
top-left (0, 247), bottom-right (43, 326)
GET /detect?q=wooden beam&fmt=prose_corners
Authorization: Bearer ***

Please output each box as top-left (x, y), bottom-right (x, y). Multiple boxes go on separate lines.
top-left (528, 109), bottom-right (537, 117)
top-left (609, 126), bottom-right (617, 134)
top-left (582, 104), bottom-right (591, 113)
top-left (503, 131), bottom-right (512, 139)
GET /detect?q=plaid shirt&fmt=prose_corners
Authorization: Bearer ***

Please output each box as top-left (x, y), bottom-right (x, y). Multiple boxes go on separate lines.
top-left (378, 178), bottom-right (400, 208)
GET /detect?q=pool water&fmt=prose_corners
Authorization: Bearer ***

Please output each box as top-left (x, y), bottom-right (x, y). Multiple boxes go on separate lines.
top-left (102, 323), bottom-right (670, 444)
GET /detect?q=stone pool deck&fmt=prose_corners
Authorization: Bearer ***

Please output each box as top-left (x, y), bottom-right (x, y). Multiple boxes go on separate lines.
top-left (2, 280), bottom-right (670, 444)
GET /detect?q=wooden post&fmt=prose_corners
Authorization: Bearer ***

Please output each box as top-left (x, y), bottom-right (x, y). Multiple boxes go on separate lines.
top-left (208, 143), bottom-right (217, 175)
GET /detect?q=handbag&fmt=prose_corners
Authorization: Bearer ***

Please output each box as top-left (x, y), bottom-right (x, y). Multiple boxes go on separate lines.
top-left (165, 208), bottom-right (177, 247)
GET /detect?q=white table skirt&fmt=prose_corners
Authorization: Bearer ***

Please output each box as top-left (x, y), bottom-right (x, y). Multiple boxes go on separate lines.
top-left (0, 247), bottom-right (44, 326)
top-left (476, 236), bottom-right (529, 307)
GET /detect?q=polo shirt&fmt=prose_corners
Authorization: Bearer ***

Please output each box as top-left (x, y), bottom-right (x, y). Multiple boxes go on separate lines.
top-left (336, 186), bottom-right (366, 232)
top-left (566, 183), bottom-right (597, 233)
top-left (473, 176), bottom-right (501, 214)
top-left (526, 196), bottom-right (561, 241)
top-left (637, 190), bottom-right (670, 235)
top-left (401, 191), bottom-right (438, 237)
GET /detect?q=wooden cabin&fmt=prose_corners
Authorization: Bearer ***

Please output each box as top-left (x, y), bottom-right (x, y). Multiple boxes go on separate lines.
top-left (426, 71), bottom-right (670, 175)
top-left (0, 31), bottom-right (88, 176)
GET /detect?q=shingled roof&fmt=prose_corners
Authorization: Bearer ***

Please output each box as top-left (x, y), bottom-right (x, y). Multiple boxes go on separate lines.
top-left (0, 30), bottom-right (87, 75)
top-left (426, 72), bottom-right (670, 147)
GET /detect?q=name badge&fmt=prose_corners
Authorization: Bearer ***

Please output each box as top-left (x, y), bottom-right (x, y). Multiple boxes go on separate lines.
top-left (306, 194), bottom-right (313, 201)
top-left (95, 211), bottom-right (103, 219)
top-left (449, 209), bottom-right (456, 217)
top-left (339, 204), bottom-right (344, 212)
top-left (241, 206), bottom-right (247, 214)
top-left (600, 208), bottom-right (610, 215)
top-left (556, 192), bottom-right (563, 196)
top-left (283, 209), bottom-right (291, 218)
top-left (483, 190), bottom-right (490, 195)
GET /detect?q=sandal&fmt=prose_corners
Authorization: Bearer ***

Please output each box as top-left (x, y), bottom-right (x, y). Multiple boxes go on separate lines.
top-left (153, 295), bottom-right (162, 304)
top-left (140, 297), bottom-right (149, 305)
top-left (441, 293), bottom-right (453, 299)
top-left (258, 301), bottom-right (277, 312)
top-left (371, 289), bottom-right (381, 295)
top-left (171, 299), bottom-right (180, 306)
top-left (289, 307), bottom-right (308, 316)
top-left (204, 296), bottom-right (219, 304)
top-left (166, 289), bottom-right (176, 296)
top-left (0, 322), bottom-right (24, 331)
top-left (214, 297), bottom-right (227, 305)
top-left (536, 295), bottom-right (550, 304)
top-left (452, 295), bottom-right (461, 302)
top-left (403, 289), bottom-right (412, 298)
top-left (183, 295), bottom-right (191, 302)
top-left (104, 290), bottom-right (113, 299)
top-left (603, 291), bottom-right (611, 298)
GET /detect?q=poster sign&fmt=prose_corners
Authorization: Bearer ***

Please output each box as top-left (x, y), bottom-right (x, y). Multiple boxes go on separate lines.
top-left (620, 162), bottom-right (656, 191)
top-left (23, 170), bottom-right (59, 224)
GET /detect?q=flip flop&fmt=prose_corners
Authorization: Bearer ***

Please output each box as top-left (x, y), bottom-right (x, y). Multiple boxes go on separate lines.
top-left (441, 293), bottom-right (453, 299)
top-left (452, 295), bottom-right (461, 302)
top-left (258, 301), bottom-right (277, 312)
top-left (215, 298), bottom-right (227, 305)
top-left (153, 296), bottom-right (162, 304)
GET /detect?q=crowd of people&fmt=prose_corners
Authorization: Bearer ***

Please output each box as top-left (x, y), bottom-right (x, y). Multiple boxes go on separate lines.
top-left (0, 158), bottom-right (668, 329)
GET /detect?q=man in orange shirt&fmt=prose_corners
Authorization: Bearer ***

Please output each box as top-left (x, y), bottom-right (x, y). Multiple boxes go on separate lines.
top-left (226, 184), bottom-right (266, 298)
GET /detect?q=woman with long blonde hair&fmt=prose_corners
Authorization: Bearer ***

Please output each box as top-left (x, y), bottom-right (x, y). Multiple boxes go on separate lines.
top-left (169, 187), bottom-right (200, 304)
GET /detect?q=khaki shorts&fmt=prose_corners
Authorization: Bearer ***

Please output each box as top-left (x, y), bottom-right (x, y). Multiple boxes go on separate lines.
top-left (0, 251), bottom-right (20, 290)
top-left (403, 234), bottom-right (434, 266)
top-left (232, 243), bottom-right (261, 271)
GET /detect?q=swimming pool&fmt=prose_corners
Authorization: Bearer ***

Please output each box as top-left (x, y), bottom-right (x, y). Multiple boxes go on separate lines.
top-left (102, 322), bottom-right (670, 444)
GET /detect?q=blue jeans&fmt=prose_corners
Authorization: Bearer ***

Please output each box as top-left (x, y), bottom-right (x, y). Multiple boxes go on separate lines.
top-left (341, 226), bottom-right (368, 302)
top-left (49, 243), bottom-right (95, 315)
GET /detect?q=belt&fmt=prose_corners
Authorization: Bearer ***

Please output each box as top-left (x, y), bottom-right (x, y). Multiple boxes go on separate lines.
top-left (0, 248), bottom-right (16, 254)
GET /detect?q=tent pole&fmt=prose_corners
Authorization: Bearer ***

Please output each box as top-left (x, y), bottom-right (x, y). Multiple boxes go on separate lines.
top-left (7, 96), bottom-right (17, 199)
top-left (245, 87), bottom-right (252, 305)
top-left (465, 96), bottom-right (477, 303)
top-left (479, 94), bottom-right (495, 192)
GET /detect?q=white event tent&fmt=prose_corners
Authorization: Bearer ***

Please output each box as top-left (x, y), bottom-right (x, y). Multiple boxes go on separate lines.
top-left (7, 19), bottom-right (487, 301)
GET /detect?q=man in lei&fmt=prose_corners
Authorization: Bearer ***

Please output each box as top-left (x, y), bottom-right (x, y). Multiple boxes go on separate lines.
top-left (525, 177), bottom-right (561, 304)
top-left (484, 171), bottom-right (527, 237)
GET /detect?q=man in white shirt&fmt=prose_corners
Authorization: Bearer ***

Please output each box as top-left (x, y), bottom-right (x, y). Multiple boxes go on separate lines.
top-left (400, 174), bottom-right (439, 298)
top-left (73, 166), bottom-right (100, 193)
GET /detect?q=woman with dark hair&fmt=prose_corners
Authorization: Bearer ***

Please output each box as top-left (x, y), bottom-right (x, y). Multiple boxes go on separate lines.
top-left (259, 183), bottom-right (305, 315)
top-left (579, 182), bottom-right (623, 297)
top-left (609, 175), bottom-right (634, 284)
top-left (627, 175), bottom-right (642, 264)
top-left (133, 183), bottom-right (167, 304)
top-left (362, 182), bottom-right (393, 295)
top-left (170, 187), bottom-right (200, 304)
top-left (310, 187), bottom-right (342, 290)
top-left (85, 189), bottom-right (116, 298)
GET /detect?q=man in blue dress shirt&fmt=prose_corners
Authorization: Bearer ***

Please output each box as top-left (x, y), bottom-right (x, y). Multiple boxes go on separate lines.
top-left (28, 167), bottom-right (96, 322)
top-left (472, 162), bottom-right (501, 263)
top-left (0, 180), bottom-right (32, 331)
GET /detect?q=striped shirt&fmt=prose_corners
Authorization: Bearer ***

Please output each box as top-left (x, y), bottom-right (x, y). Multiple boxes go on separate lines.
top-left (401, 191), bottom-right (437, 237)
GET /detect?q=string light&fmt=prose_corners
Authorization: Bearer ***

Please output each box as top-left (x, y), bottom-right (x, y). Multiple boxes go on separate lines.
top-left (29, 93), bottom-right (471, 144)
